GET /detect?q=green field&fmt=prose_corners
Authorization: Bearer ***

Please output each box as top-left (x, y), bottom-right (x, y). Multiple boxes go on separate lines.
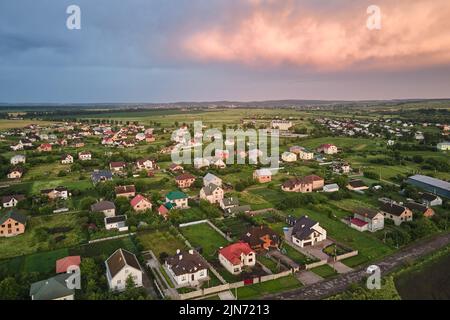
top-left (236, 275), bottom-right (302, 300)
top-left (311, 264), bottom-right (338, 278)
top-left (180, 223), bottom-right (229, 260)
top-left (137, 229), bottom-right (187, 259)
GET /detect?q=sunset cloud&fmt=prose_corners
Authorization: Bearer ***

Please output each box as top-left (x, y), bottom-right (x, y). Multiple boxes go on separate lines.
top-left (182, 0), bottom-right (450, 71)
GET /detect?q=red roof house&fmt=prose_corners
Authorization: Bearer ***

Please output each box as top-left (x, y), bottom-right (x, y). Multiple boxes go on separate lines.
top-left (218, 242), bottom-right (256, 274)
top-left (56, 256), bottom-right (81, 273)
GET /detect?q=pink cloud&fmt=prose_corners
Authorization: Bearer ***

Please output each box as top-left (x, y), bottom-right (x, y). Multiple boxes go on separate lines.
top-left (182, 0), bottom-right (450, 71)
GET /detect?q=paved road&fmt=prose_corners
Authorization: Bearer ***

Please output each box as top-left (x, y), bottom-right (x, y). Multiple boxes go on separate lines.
top-left (263, 232), bottom-right (450, 300)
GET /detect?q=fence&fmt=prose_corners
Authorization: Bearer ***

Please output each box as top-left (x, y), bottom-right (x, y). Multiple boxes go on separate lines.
top-left (335, 250), bottom-right (359, 261)
top-left (178, 269), bottom-right (293, 300)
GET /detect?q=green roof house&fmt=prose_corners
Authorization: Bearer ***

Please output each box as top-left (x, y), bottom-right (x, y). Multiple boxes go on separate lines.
top-left (165, 191), bottom-right (189, 209)
top-left (30, 274), bottom-right (75, 300)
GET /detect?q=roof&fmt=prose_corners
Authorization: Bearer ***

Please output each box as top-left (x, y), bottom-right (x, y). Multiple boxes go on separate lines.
top-left (30, 274), bottom-right (74, 300)
top-left (422, 193), bottom-right (440, 201)
top-left (202, 183), bottom-right (221, 196)
top-left (176, 173), bottom-right (196, 181)
top-left (91, 200), bottom-right (116, 212)
top-left (166, 191), bottom-right (188, 200)
top-left (350, 218), bottom-right (368, 227)
top-left (240, 225), bottom-right (280, 248)
top-left (115, 185), bottom-right (136, 194)
top-left (91, 170), bottom-right (113, 182)
top-left (405, 201), bottom-right (428, 213)
top-left (169, 163), bottom-right (183, 170)
top-left (130, 195), bottom-right (150, 207)
top-left (292, 216), bottom-right (320, 240)
top-left (380, 202), bottom-right (408, 216)
top-left (56, 256), bottom-right (81, 274)
top-left (1, 194), bottom-right (25, 204)
top-left (0, 210), bottom-right (27, 225)
top-left (166, 250), bottom-right (208, 276)
top-left (105, 215), bottom-right (127, 224)
top-left (222, 197), bottom-right (239, 207)
top-left (106, 248), bottom-right (141, 279)
top-left (408, 175), bottom-right (450, 192)
top-left (255, 168), bottom-right (272, 177)
top-left (354, 208), bottom-right (381, 219)
top-left (204, 173), bottom-right (220, 183)
top-left (219, 242), bottom-right (254, 265)
top-left (348, 180), bottom-right (367, 188)
top-left (110, 161), bottom-right (126, 168)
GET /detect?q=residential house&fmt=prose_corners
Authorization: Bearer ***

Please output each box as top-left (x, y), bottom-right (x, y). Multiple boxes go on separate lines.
top-left (91, 200), bottom-right (116, 217)
top-left (332, 162), bottom-right (351, 174)
top-left (7, 168), bottom-right (23, 179)
top-left (421, 193), bottom-right (443, 207)
top-left (1, 194), bottom-right (25, 208)
top-left (271, 120), bottom-right (293, 131)
top-left (175, 173), bottom-right (196, 188)
top-left (145, 134), bottom-right (155, 142)
top-left (281, 151), bottom-right (297, 162)
top-left (253, 168), bottom-right (272, 183)
top-left (136, 158), bottom-right (156, 171)
top-left (168, 163), bottom-right (184, 173)
top-left (317, 144), bottom-right (338, 154)
top-left (91, 170), bottom-right (113, 184)
top-left (130, 195), bottom-right (152, 212)
top-left (105, 249), bottom-right (143, 291)
top-left (10, 154), bottom-right (26, 165)
top-left (437, 142), bottom-right (450, 151)
top-left (380, 202), bottom-right (413, 226)
top-left (219, 242), bottom-right (256, 275)
top-left (203, 173), bottom-right (222, 187)
top-left (347, 179), bottom-right (369, 191)
top-left (165, 191), bottom-right (189, 209)
top-left (291, 216), bottom-right (327, 248)
top-left (105, 215), bottom-right (128, 231)
top-left (115, 185), bottom-right (136, 198)
top-left (38, 143), bottom-right (52, 152)
top-left (220, 197), bottom-right (239, 212)
top-left (78, 151), bottom-right (91, 161)
top-left (406, 202), bottom-right (435, 218)
top-left (61, 154), bottom-right (74, 164)
top-left (165, 250), bottom-right (209, 287)
top-left (30, 274), bottom-right (75, 300)
top-left (298, 148), bottom-right (314, 160)
top-left (41, 187), bottom-right (69, 200)
top-left (0, 210), bottom-right (27, 237)
top-left (351, 208), bottom-right (384, 232)
top-left (240, 225), bottom-right (281, 252)
top-left (194, 157), bottom-right (210, 169)
top-left (56, 256), bottom-right (81, 274)
top-left (282, 175), bottom-right (324, 193)
top-left (110, 161), bottom-right (127, 173)
top-left (200, 183), bottom-right (224, 204)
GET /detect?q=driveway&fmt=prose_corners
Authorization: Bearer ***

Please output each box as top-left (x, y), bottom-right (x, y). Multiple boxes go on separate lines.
top-left (296, 271), bottom-right (323, 285)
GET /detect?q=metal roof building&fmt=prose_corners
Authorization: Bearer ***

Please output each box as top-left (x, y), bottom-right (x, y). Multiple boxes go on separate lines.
top-left (406, 175), bottom-right (450, 199)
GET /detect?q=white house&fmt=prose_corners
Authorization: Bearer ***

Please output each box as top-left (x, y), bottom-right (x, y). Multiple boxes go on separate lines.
top-left (194, 157), bottom-right (210, 169)
top-left (281, 152), bottom-right (297, 162)
top-left (104, 215), bottom-right (128, 232)
top-left (218, 242), bottom-right (256, 275)
top-left (136, 158), bottom-right (156, 171)
top-left (1, 195), bottom-right (25, 208)
top-left (291, 216), bottom-right (327, 248)
top-left (421, 193), bottom-right (443, 207)
top-left (350, 208), bottom-right (384, 232)
top-left (298, 148), bottom-right (314, 160)
top-left (317, 144), bottom-right (338, 155)
top-left (165, 191), bottom-right (189, 209)
top-left (437, 142), bottom-right (450, 151)
top-left (203, 173), bottom-right (222, 187)
top-left (199, 183), bottom-right (224, 204)
top-left (61, 154), bottom-right (74, 164)
top-left (91, 200), bottom-right (116, 217)
top-left (105, 249), bottom-right (143, 291)
top-left (10, 155), bottom-right (26, 165)
top-left (78, 151), bottom-right (92, 161)
top-left (271, 120), bottom-right (293, 131)
top-left (165, 250), bottom-right (209, 287)
top-left (323, 184), bottom-right (340, 193)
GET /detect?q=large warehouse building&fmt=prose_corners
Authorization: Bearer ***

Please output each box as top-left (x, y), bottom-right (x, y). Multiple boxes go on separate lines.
top-left (406, 175), bottom-right (450, 199)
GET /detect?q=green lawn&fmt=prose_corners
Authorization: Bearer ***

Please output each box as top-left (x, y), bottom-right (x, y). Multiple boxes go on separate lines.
top-left (311, 264), bottom-right (337, 278)
top-left (180, 223), bottom-right (229, 260)
top-left (70, 236), bottom-right (137, 258)
top-left (282, 244), bottom-right (318, 265)
top-left (236, 275), bottom-right (301, 300)
top-left (137, 229), bottom-right (187, 259)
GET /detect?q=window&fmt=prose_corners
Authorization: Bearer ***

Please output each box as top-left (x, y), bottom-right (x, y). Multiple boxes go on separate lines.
top-left (117, 280), bottom-right (121, 284)
top-left (248, 258), bottom-right (253, 263)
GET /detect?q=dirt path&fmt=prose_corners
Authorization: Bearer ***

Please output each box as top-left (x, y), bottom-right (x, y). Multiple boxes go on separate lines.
top-left (262, 232), bottom-right (450, 300)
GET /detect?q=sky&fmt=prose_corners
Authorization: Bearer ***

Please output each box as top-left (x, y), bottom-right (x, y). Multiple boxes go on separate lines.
top-left (1, 0), bottom-right (450, 103)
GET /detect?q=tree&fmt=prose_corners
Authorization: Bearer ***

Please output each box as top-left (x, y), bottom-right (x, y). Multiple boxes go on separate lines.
top-left (0, 277), bottom-right (21, 300)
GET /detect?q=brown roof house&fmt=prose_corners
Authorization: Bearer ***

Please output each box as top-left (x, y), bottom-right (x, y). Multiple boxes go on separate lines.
top-left (115, 185), bottom-right (136, 198)
top-left (350, 208), bottom-right (384, 232)
top-left (175, 173), bottom-right (196, 189)
top-left (109, 161), bottom-right (127, 173)
top-left (253, 168), bottom-right (272, 183)
top-left (91, 200), bottom-right (116, 217)
top-left (130, 195), bottom-right (152, 212)
top-left (406, 201), bottom-right (435, 218)
top-left (240, 225), bottom-right (281, 252)
top-left (380, 202), bottom-right (413, 226)
top-left (165, 250), bottom-right (209, 287)
top-left (0, 210), bottom-right (27, 237)
top-left (281, 175), bottom-right (324, 193)
top-left (347, 179), bottom-right (369, 191)
top-left (7, 167), bottom-right (23, 179)
top-left (105, 248), bottom-right (143, 291)
top-left (1, 194), bottom-right (25, 208)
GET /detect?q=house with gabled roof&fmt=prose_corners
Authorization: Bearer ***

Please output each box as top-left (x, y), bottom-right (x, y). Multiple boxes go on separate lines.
top-left (253, 168), bottom-right (272, 183)
top-left (165, 249), bottom-right (208, 287)
top-left (219, 242), bottom-right (256, 275)
top-left (1, 194), bottom-right (25, 208)
top-left (291, 216), bottom-right (327, 248)
top-left (61, 154), bottom-right (73, 164)
top-left (130, 195), bottom-right (152, 212)
top-left (109, 161), bottom-right (127, 172)
top-left (91, 170), bottom-right (113, 184)
top-left (105, 248), bottom-right (143, 291)
top-left (351, 208), bottom-right (384, 232)
top-left (136, 158), bottom-right (156, 171)
top-left (0, 210), bottom-right (27, 237)
top-left (240, 225), bottom-right (281, 252)
top-left (166, 191), bottom-right (189, 209)
top-left (91, 200), bottom-right (116, 217)
top-left (199, 183), bottom-right (224, 204)
top-left (115, 185), bottom-right (136, 198)
top-left (7, 167), bottom-right (23, 179)
top-left (30, 274), bottom-right (75, 300)
top-left (10, 154), bottom-right (26, 165)
top-left (380, 202), bottom-right (413, 226)
top-left (105, 215), bottom-right (128, 231)
top-left (56, 256), bottom-right (81, 274)
top-left (175, 173), bottom-right (196, 188)
top-left (421, 193), bottom-right (442, 207)
top-left (203, 173), bottom-right (222, 187)
top-left (347, 179), bottom-right (369, 191)
top-left (405, 201), bottom-right (435, 218)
